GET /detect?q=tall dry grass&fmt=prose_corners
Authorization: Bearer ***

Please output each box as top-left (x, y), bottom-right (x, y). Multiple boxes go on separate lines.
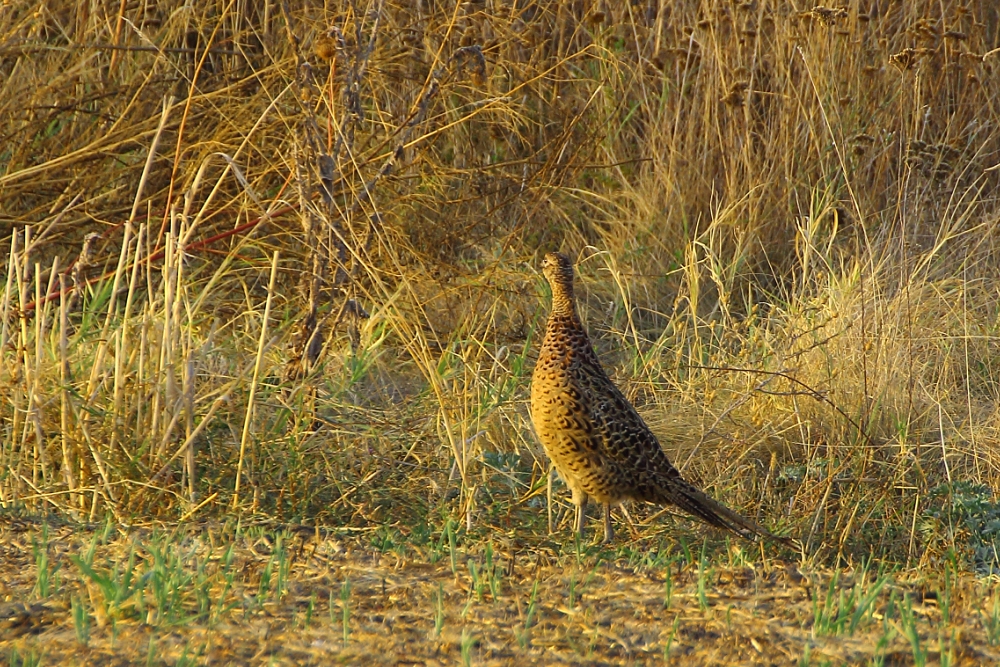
top-left (2, 0), bottom-right (1000, 568)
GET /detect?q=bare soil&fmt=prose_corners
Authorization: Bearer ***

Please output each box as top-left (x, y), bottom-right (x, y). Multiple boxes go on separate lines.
top-left (3, 516), bottom-right (998, 666)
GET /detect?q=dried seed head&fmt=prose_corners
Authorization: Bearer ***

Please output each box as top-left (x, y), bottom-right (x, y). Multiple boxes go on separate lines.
top-left (889, 48), bottom-right (917, 70)
top-left (314, 35), bottom-right (337, 61)
top-left (911, 18), bottom-right (939, 42)
top-left (808, 7), bottom-right (848, 26)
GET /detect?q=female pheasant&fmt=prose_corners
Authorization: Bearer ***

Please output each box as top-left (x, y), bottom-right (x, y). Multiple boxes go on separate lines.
top-left (530, 252), bottom-right (789, 544)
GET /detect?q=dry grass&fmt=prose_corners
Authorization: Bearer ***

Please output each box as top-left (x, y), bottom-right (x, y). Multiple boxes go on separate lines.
top-left (3, 0), bottom-right (1000, 663)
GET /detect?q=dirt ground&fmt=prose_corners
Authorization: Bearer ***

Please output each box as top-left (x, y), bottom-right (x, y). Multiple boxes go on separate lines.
top-left (3, 515), bottom-right (1000, 666)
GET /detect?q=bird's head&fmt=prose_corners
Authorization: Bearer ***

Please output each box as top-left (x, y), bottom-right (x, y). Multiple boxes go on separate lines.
top-left (541, 252), bottom-right (574, 288)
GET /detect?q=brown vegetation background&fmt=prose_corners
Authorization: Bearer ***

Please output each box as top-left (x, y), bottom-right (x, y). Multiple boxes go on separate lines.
top-left (3, 0), bottom-right (1000, 570)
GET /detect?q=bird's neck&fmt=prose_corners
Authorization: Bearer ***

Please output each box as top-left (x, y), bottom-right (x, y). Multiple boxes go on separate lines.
top-left (549, 282), bottom-right (576, 319)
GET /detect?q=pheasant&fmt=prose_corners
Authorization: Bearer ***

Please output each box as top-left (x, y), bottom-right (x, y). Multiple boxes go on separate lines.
top-left (530, 252), bottom-right (789, 545)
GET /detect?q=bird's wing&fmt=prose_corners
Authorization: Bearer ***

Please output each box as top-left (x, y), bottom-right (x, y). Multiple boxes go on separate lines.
top-left (568, 341), bottom-right (675, 475)
top-left (569, 341), bottom-right (790, 544)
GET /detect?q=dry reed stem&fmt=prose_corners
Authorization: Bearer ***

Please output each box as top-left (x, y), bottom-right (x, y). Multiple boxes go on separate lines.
top-left (233, 249), bottom-right (280, 509)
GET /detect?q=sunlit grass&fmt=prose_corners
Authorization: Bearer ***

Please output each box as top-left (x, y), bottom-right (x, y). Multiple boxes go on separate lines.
top-left (2, 0), bottom-right (1000, 663)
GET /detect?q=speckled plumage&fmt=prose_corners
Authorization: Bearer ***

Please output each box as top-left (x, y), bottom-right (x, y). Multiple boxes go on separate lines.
top-left (530, 252), bottom-right (787, 544)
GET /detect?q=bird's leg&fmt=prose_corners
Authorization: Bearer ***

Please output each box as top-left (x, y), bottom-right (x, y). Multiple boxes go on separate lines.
top-left (572, 489), bottom-right (587, 539)
top-left (575, 502), bottom-right (587, 539)
top-left (602, 503), bottom-right (614, 544)
top-left (546, 465), bottom-right (554, 534)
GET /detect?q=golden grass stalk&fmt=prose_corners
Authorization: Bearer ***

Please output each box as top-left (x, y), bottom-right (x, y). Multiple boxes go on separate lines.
top-left (233, 249), bottom-right (280, 509)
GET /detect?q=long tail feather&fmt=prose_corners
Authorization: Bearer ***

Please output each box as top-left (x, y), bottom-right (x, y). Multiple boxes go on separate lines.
top-left (656, 477), bottom-right (793, 546)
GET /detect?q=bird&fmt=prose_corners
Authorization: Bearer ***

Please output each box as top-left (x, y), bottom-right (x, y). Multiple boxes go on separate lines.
top-left (529, 251), bottom-right (789, 545)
